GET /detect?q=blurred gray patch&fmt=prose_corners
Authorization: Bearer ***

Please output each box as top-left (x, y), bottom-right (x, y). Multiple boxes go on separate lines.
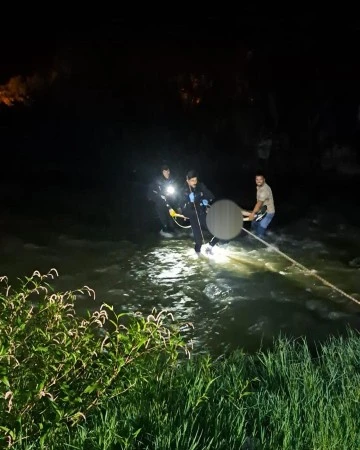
top-left (206, 199), bottom-right (243, 240)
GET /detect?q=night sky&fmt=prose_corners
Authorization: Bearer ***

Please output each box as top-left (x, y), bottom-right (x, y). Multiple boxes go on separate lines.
top-left (1, 13), bottom-right (360, 206)
top-left (3, 14), bottom-right (360, 78)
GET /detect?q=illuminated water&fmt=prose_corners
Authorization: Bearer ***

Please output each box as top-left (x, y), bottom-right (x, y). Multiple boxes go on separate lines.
top-left (1, 186), bottom-right (360, 356)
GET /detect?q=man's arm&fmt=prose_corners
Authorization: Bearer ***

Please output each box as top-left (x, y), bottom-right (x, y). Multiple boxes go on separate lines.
top-left (252, 200), bottom-right (264, 215)
top-left (147, 179), bottom-right (169, 204)
top-left (200, 183), bottom-right (215, 203)
top-left (147, 180), bottom-right (160, 202)
top-left (242, 200), bottom-right (264, 221)
top-left (170, 182), bottom-right (183, 211)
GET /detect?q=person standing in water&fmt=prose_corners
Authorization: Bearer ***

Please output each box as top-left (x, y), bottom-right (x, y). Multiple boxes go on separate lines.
top-left (243, 171), bottom-right (275, 238)
top-left (181, 169), bottom-right (219, 254)
top-left (147, 164), bottom-right (180, 237)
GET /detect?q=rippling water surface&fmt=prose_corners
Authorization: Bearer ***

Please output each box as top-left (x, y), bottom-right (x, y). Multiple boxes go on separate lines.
top-left (2, 198), bottom-right (360, 355)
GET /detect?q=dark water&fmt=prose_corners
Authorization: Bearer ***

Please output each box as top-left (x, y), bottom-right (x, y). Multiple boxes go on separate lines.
top-left (1, 173), bottom-right (360, 356)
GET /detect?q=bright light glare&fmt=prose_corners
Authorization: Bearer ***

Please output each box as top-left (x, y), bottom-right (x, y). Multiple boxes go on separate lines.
top-left (201, 244), bottom-right (229, 263)
top-left (166, 186), bottom-right (175, 195)
top-left (203, 246), bottom-right (257, 273)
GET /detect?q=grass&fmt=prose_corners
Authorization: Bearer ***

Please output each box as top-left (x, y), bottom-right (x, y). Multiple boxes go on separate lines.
top-left (25, 332), bottom-right (360, 450)
top-left (119, 335), bottom-right (360, 449)
top-left (1, 271), bottom-right (359, 449)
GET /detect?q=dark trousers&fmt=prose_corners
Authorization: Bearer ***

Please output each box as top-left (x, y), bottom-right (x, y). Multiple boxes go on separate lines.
top-left (155, 200), bottom-right (174, 231)
top-left (188, 210), bottom-right (219, 252)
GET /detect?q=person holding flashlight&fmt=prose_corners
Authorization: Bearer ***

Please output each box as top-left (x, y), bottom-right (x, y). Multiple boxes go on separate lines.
top-left (147, 164), bottom-right (180, 237)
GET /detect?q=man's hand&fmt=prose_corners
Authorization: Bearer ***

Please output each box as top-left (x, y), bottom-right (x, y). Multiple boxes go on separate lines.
top-left (248, 212), bottom-right (255, 221)
top-left (169, 208), bottom-right (188, 219)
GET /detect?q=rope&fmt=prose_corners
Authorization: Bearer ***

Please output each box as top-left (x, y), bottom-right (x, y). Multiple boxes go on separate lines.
top-left (173, 217), bottom-right (191, 229)
top-left (194, 204), bottom-right (206, 245)
top-left (188, 187), bottom-right (206, 245)
top-left (240, 226), bottom-right (360, 306)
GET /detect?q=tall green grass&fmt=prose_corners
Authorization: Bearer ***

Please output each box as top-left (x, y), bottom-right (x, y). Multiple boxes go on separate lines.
top-left (38, 332), bottom-right (359, 450)
top-left (2, 271), bottom-right (360, 449)
top-left (101, 334), bottom-right (359, 450)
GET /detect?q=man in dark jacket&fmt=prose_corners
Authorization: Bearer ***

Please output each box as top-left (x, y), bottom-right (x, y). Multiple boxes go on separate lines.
top-left (181, 169), bottom-right (219, 254)
top-left (147, 164), bottom-right (180, 237)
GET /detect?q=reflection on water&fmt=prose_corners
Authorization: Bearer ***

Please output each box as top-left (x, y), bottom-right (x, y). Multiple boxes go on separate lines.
top-left (1, 211), bottom-right (360, 356)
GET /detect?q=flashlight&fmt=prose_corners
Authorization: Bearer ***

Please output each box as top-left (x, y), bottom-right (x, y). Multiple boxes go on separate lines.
top-left (166, 186), bottom-right (175, 195)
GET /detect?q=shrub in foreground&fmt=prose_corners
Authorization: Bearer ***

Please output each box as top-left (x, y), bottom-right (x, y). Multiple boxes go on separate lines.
top-left (0, 269), bottom-right (190, 448)
top-left (2, 270), bottom-right (360, 449)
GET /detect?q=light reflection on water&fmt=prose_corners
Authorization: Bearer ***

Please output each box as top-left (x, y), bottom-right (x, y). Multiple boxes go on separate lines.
top-left (1, 216), bottom-right (360, 356)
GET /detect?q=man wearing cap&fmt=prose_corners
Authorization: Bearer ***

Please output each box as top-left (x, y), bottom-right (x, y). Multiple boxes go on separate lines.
top-left (181, 169), bottom-right (219, 254)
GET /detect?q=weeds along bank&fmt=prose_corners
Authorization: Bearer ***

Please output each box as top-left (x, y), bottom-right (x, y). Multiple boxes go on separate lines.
top-left (1, 270), bottom-right (359, 449)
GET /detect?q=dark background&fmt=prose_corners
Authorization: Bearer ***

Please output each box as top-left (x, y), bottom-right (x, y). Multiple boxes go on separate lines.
top-left (1, 13), bottom-right (360, 237)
